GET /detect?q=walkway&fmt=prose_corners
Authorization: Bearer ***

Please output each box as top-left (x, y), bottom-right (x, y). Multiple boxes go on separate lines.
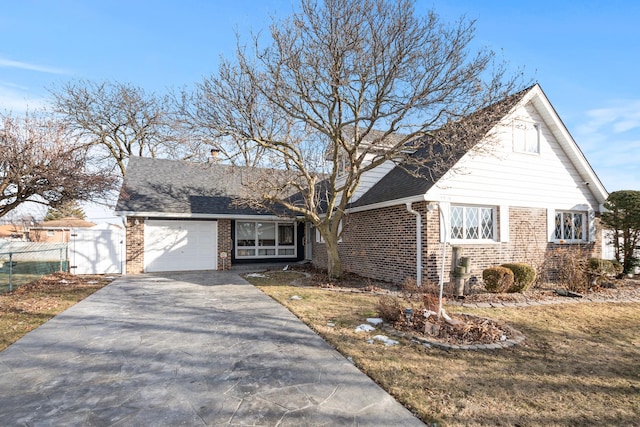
top-left (0, 271), bottom-right (424, 426)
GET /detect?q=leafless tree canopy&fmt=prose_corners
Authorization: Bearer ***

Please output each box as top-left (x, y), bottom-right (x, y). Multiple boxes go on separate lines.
top-left (49, 80), bottom-right (185, 177)
top-left (191, 0), bottom-right (525, 277)
top-left (0, 111), bottom-right (118, 218)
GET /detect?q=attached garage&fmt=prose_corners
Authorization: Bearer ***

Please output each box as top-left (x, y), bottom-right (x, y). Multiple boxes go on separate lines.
top-left (116, 157), bottom-right (305, 274)
top-left (144, 220), bottom-right (217, 272)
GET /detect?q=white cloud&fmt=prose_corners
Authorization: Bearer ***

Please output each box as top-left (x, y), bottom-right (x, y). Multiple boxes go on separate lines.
top-left (0, 56), bottom-right (69, 75)
top-left (0, 84), bottom-right (49, 112)
top-left (572, 100), bottom-right (640, 192)
top-left (579, 100), bottom-right (640, 135)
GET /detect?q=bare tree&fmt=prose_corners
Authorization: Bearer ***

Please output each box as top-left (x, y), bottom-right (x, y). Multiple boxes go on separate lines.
top-left (193, 0), bottom-right (525, 278)
top-left (0, 111), bottom-right (118, 218)
top-left (49, 80), bottom-right (183, 177)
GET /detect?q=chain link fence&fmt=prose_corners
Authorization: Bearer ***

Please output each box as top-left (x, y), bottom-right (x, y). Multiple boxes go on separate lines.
top-left (0, 242), bottom-right (69, 294)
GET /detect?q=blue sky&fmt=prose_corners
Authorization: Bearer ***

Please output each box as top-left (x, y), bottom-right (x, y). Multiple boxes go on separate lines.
top-left (1, 0), bottom-right (639, 205)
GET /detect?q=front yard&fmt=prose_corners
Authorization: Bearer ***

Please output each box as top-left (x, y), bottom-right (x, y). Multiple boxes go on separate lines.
top-left (1, 270), bottom-right (638, 426)
top-left (246, 270), bottom-right (640, 427)
top-left (0, 272), bottom-right (113, 351)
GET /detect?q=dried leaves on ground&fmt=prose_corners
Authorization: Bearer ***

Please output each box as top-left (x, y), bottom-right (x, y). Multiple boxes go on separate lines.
top-left (0, 272), bottom-right (114, 351)
top-left (248, 270), bottom-right (640, 426)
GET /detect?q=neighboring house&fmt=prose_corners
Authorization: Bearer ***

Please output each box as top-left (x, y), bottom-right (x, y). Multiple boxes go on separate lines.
top-left (29, 217), bottom-right (96, 243)
top-left (116, 84), bottom-right (609, 283)
top-left (0, 224), bottom-right (28, 241)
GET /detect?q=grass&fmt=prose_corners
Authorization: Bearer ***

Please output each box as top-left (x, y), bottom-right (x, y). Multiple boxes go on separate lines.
top-left (0, 272), bottom-right (113, 351)
top-left (246, 271), bottom-right (640, 427)
top-left (0, 261), bottom-right (69, 294)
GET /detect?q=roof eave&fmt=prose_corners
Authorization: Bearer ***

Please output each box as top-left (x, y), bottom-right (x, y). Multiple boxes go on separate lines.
top-left (114, 211), bottom-right (302, 221)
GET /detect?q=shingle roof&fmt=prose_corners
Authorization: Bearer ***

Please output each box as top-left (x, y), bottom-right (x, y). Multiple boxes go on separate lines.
top-left (115, 157), bottom-right (273, 216)
top-left (117, 87), bottom-right (533, 216)
top-left (350, 87), bottom-right (531, 208)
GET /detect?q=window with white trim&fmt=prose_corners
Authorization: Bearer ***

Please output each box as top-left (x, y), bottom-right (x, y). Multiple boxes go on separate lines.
top-left (512, 119), bottom-right (540, 154)
top-left (450, 206), bottom-right (495, 241)
top-left (315, 220), bottom-right (343, 243)
top-left (337, 154), bottom-right (350, 177)
top-left (235, 221), bottom-right (296, 258)
top-left (554, 211), bottom-right (587, 243)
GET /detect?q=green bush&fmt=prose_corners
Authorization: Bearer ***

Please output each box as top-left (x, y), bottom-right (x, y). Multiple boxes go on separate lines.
top-left (501, 263), bottom-right (536, 293)
top-left (482, 267), bottom-right (514, 293)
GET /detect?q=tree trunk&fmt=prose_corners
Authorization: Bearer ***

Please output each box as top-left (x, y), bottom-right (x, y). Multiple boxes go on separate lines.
top-left (325, 237), bottom-right (343, 280)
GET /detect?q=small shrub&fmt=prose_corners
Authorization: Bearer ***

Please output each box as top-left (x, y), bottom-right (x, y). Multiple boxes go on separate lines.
top-left (586, 258), bottom-right (624, 287)
top-left (501, 263), bottom-right (536, 293)
top-left (482, 267), bottom-right (514, 293)
top-left (401, 277), bottom-right (423, 301)
top-left (422, 293), bottom-right (441, 312)
top-left (587, 258), bottom-right (614, 275)
top-left (609, 259), bottom-right (624, 276)
top-left (541, 247), bottom-right (590, 292)
top-left (376, 295), bottom-right (403, 322)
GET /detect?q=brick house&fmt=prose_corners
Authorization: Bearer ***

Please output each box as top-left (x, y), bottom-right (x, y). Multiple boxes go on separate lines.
top-left (28, 218), bottom-right (97, 243)
top-left (116, 84), bottom-right (608, 282)
top-left (116, 158), bottom-right (307, 274)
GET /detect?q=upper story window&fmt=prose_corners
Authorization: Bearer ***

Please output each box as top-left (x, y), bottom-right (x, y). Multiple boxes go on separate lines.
top-left (554, 211), bottom-right (587, 243)
top-left (512, 119), bottom-right (540, 154)
top-left (450, 205), bottom-right (495, 241)
top-left (336, 153), bottom-right (351, 177)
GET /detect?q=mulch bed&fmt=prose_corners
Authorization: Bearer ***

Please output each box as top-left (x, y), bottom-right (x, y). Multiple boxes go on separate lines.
top-left (291, 265), bottom-right (640, 304)
top-left (288, 265), bottom-right (640, 347)
top-left (393, 313), bottom-right (517, 346)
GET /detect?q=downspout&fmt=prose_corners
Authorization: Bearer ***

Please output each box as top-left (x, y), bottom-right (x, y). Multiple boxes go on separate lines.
top-left (405, 203), bottom-right (422, 286)
top-left (437, 203), bottom-right (447, 321)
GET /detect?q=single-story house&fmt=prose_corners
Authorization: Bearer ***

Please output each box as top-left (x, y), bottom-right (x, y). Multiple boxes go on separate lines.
top-left (0, 224), bottom-right (28, 241)
top-left (115, 158), bottom-right (308, 273)
top-left (28, 217), bottom-right (97, 243)
top-left (116, 84), bottom-right (608, 283)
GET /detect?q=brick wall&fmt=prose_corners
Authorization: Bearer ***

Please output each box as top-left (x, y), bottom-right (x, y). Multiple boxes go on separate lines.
top-left (217, 219), bottom-right (233, 270)
top-left (312, 204), bottom-right (428, 284)
top-left (313, 204), bottom-right (602, 285)
top-left (125, 217), bottom-right (145, 274)
top-left (124, 217), bottom-right (234, 274)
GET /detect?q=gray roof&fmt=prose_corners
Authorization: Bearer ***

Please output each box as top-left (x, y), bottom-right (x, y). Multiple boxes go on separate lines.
top-left (117, 88), bottom-right (531, 216)
top-left (350, 87), bottom-right (530, 208)
top-left (115, 157), bottom-right (272, 216)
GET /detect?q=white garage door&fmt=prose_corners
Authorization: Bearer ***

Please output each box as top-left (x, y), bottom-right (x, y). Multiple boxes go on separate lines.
top-left (144, 220), bottom-right (217, 272)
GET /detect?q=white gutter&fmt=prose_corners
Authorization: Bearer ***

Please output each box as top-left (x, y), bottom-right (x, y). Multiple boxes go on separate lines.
top-left (405, 202), bottom-right (422, 287)
top-left (114, 211), bottom-right (294, 221)
top-left (347, 195), bottom-right (427, 214)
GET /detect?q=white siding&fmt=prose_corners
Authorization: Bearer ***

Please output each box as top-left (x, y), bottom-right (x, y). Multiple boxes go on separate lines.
top-left (425, 103), bottom-right (599, 212)
top-left (351, 159), bottom-right (396, 202)
top-left (336, 158), bottom-right (396, 204)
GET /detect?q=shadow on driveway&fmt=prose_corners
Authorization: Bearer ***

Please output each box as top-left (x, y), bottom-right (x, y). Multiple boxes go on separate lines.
top-left (0, 271), bottom-right (424, 426)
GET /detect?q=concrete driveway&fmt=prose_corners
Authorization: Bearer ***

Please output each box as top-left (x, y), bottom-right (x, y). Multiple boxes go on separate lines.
top-left (0, 271), bottom-right (424, 426)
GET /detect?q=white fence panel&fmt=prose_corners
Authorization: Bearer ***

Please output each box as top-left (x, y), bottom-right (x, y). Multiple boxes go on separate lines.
top-left (69, 226), bottom-right (124, 275)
